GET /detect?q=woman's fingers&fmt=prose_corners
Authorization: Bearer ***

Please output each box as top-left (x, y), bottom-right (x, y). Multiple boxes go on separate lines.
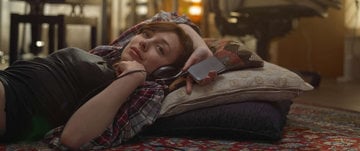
top-left (113, 61), bottom-right (146, 77)
top-left (185, 76), bottom-right (193, 94)
top-left (112, 63), bottom-right (122, 76)
top-left (198, 70), bottom-right (218, 85)
top-left (182, 47), bottom-right (213, 71)
top-left (208, 70), bottom-right (218, 79)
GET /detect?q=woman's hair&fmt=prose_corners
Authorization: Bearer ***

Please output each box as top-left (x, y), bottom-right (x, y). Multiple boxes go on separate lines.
top-left (138, 22), bottom-right (194, 70)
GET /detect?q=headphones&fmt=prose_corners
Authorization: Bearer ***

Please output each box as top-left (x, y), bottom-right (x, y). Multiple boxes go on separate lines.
top-left (148, 66), bottom-right (186, 84)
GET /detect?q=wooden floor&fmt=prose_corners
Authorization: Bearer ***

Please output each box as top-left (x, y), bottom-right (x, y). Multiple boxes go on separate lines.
top-left (294, 78), bottom-right (360, 112)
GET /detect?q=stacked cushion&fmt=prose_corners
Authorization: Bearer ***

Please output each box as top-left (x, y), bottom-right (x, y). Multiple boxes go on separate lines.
top-left (141, 100), bottom-right (292, 141)
top-left (142, 39), bottom-right (313, 141)
top-left (161, 61), bottom-right (313, 117)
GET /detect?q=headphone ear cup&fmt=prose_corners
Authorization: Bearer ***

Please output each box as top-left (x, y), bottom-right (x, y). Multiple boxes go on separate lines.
top-left (150, 66), bottom-right (179, 80)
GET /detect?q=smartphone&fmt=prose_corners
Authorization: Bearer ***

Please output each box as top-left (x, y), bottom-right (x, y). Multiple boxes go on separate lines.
top-left (188, 56), bottom-right (226, 83)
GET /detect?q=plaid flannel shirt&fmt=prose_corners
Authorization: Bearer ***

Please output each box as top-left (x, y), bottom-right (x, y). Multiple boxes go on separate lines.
top-left (43, 11), bottom-right (198, 150)
top-left (44, 81), bottom-right (166, 150)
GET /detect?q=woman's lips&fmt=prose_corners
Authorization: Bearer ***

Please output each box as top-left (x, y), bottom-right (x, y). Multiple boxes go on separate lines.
top-left (130, 47), bottom-right (143, 61)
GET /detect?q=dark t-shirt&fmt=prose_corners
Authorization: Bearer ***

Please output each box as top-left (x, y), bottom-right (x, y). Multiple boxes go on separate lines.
top-left (0, 47), bottom-right (116, 142)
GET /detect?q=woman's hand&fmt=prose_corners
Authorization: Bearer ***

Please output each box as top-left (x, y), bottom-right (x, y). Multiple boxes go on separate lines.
top-left (178, 24), bottom-right (217, 94)
top-left (113, 61), bottom-right (147, 83)
top-left (182, 46), bottom-right (213, 70)
top-left (183, 47), bottom-right (217, 94)
top-left (196, 70), bottom-right (218, 85)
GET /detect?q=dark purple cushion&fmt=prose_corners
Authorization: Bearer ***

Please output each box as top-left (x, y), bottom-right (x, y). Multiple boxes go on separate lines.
top-left (140, 100), bottom-right (292, 141)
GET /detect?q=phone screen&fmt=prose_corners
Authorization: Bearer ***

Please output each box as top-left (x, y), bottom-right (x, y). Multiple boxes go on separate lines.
top-left (187, 56), bottom-right (226, 83)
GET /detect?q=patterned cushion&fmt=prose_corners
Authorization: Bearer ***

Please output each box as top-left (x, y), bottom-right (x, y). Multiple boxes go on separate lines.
top-left (161, 61), bottom-right (313, 117)
top-left (205, 38), bottom-right (264, 71)
top-left (168, 38), bottom-right (264, 91)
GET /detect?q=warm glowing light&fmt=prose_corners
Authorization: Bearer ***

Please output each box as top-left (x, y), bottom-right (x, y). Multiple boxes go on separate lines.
top-left (230, 12), bottom-right (241, 17)
top-left (36, 41), bottom-right (45, 47)
top-left (227, 18), bottom-right (238, 23)
top-left (136, 0), bottom-right (148, 3)
top-left (184, 0), bottom-right (201, 3)
top-left (136, 5), bottom-right (148, 15)
top-left (184, 0), bottom-right (203, 23)
top-left (191, 0), bottom-right (201, 3)
top-left (189, 5), bottom-right (202, 16)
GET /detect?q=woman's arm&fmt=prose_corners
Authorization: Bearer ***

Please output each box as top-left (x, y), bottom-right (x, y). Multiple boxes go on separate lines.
top-left (90, 11), bottom-right (215, 94)
top-left (90, 11), bottom-right (200, 61)
top-left (178, 24), bottom-right (213, 69)
top-left (178, 24), bottom-right (215, 94)
top-left (60, 62), bottom-right (146, 150)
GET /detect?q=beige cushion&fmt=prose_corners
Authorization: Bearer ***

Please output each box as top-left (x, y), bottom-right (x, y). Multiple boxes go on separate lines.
top-left (168, 38), bottom-right (264, 92)
top-left (160, 61), bottom-right (313, 117)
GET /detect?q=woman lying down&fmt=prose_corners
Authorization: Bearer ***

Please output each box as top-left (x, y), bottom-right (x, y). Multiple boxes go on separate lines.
top-left (0, 12), bottom-right (216, 150)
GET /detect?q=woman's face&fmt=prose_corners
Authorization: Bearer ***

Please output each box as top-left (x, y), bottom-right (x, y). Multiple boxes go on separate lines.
top-left (121, 30), bottom-right (183, 73)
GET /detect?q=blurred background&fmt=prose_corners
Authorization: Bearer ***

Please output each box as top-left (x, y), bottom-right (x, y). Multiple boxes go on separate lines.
top-left (0, 0), bottom-right (358, 82)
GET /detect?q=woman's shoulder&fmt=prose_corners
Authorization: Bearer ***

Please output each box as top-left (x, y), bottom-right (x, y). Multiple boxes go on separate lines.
top-left (50, 47), bottom-right (89, 56)
top-left (47, 47), bottom-right (106, 66)
top-left (49, 47), bottom-right (102, 59)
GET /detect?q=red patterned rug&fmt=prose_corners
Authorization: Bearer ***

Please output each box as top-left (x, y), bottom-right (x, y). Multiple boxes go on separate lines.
top-left (2, 103), bottom-right (360, 150)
